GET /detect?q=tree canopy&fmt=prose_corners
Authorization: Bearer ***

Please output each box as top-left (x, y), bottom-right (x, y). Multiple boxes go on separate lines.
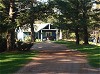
top-left (0, 0), bottom-right (99, 51)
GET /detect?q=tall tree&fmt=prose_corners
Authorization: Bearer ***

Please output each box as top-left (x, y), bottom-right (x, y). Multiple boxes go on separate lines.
top-left (0, 0), bottom-right (18, 51)
top-left (79, 0), bottom-right (93, 44)
top-left (17, 0), bottom-right (54, 42)
top-left (53, 0), bottom-right (80, 44)
top-left (7, 0), bottom-right (15, 50)
top-left (53, 0), bottom-right (93, 44)
top-left (7, 0), bottom-right (16, 50)
top-left (0, 0), bottom-right (10, 35)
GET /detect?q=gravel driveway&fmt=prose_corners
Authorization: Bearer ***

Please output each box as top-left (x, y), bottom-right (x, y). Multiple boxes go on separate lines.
top-left (15, 41), bottom-right (100, 74)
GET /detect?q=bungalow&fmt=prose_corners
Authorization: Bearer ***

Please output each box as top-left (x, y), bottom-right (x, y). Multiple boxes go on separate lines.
top-left (16, 23), bottom-right (62, 42)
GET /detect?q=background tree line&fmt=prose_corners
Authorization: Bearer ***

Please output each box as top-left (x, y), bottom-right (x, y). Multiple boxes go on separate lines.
top-left (0, 0), bottom-right (99, 52)
top-left (52, 0), bottom-right (100, 44)
top-left (0, 0), bottom-right (54, 52)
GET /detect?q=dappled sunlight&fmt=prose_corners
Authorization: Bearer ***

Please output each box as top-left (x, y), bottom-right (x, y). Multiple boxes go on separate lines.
top-left (0, 59), bottom-right (14, 63)
top-left (82, 68), bottom-right (100, 72)
top-left (58, 59), bottom-right (72, 62)
top-left (26, 62), bottom-right (42, 67)
top-left (33, 57), bottom-right (55, 60)
top-left (83, 47), bottom-right (94, 50)
top-left (17, 63), bottom-right (27, 66)
top-left (75, 54), bottom-right (87, 57)
top-left (75, 59), bottom-right (87, 63)
top-left (38, 46), bottom-right (43, 48)
top-left (0, 51), bottom-right (37, 74)
top-left (16, 55), bottom-right (100, 74)
top-left (51, 46), bottom-right (59, 47)
top-left (33, 57), bottom-right (44, 60)
top-left (93, 54), bottom-right (100, 56)
top-left (54, 52), bottom-right (67, 55)
top-left (13, 41), bottom-right (100, 74)
top-left (55, 40), bottom-right (100, 68)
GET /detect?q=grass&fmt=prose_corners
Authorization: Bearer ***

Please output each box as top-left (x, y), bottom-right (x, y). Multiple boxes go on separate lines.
top-left (54, 40), bottom-right (100, 68)
top-left (0, 50), bottom-right (38, 74)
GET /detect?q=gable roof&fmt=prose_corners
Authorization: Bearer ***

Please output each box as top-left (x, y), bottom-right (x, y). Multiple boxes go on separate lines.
top-left (34, 23), bottom-right (50, 32)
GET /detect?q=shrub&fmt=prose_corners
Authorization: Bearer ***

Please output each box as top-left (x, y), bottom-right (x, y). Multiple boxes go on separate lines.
top-left (16, 40), bottom-right (33, 51)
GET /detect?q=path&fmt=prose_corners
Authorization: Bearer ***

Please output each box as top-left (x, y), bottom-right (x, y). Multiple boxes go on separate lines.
top-left (15, 41), bottom-right (100, 74)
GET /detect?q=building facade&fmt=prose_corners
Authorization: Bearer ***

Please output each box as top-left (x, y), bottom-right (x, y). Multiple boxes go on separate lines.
top-left (16, 23), bottom-right (62, 42)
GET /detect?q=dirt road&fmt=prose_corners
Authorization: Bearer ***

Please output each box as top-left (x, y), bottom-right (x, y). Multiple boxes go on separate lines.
top-left (15, 41), bottom-right (100, 74)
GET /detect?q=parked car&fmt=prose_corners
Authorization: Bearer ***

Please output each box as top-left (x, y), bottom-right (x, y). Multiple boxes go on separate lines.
top-left (89, 37), bottom-right (95, 42)
top-left (43, 37), bottom-right (47, 41)
top-left (48, 36), bottom-right (56, 41)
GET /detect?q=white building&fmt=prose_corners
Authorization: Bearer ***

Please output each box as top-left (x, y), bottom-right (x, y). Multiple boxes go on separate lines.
top-left (16, 23), bottom-right (62, 42)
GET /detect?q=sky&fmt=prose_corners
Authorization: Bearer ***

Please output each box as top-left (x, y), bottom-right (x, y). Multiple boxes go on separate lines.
top-left (36, 0), bottom-right (48, 2)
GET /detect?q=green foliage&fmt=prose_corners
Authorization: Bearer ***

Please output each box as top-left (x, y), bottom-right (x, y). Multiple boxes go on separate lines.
top-left (53, 0), bottom-right (93, 29)
top-left (16, 40), bottom-right (33, 51)
top-left (70, 33), bottom-right (76, 39)
top-left (0, 0), bottom-right (18, 33)
top-left (91, 5), bottom-right (100, 31)
top-left (16, 0), bottom-right (54, 26)
top-left (0, 1), bottom-right (9, 33)
top-left (52, 0), bottom-right (94, 44)
top-left (0, 51), bottom-right (38, 74)
top-left (24, 36), bottom-right (31, 42)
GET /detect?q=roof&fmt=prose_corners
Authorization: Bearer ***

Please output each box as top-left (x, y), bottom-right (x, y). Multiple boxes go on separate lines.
top-left (34, 23), bottom-right (51, 32)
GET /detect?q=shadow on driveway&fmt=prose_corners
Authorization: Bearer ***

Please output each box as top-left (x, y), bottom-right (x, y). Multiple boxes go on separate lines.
top-left (15, 42), bottom-right (100, 74)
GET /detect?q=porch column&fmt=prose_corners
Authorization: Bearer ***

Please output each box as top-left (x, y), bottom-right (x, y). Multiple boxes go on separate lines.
top-left (41, 30), bottom-right (43, 41)
top-left (59, 29), bottom-right (62, 39)
top-left (49, 24), bottom-right (50, 29)
top-left (38, 32), bottom-right (39, 41)
top-left (56, 29), bottom-right (58, 41)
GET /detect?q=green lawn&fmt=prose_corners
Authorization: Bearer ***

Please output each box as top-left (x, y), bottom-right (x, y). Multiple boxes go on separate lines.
top-left (54, 40), bottom-right (100, 68)
top-left (0, 51), bottom-right (38, 74)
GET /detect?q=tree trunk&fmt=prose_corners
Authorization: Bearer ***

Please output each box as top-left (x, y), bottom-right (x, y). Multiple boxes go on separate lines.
top-left (7, 29), bottom-right (15, 51)
top-left (66, 30), bottom-right (69, 39)
top-left (75, 26), bottom-right (79, 44)
top-left (7, 0), bottom-right (15, 51)
top-left (29, 1), bottom-right (35, 43)
top-left (83, 26), bottom-right (89, 44)
top-left (82, 1), bottom-right (89, 45)
top-left (30, 22), bottom-right (35, 43)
